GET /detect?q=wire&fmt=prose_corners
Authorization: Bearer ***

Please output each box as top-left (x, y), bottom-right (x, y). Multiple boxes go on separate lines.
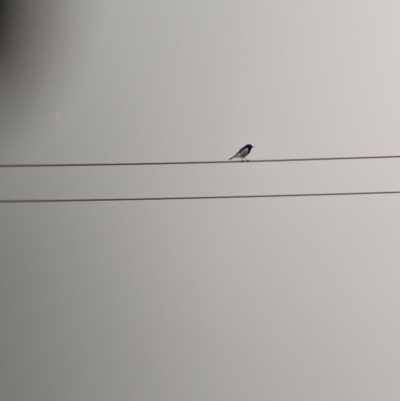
top-left (2, 154), bottom-right (400, 168)
top-left (1, 190), bottom-right (400, 203)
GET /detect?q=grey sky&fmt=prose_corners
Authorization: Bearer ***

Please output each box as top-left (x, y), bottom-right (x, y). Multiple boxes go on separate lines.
top-left (2, 1), bottom-right (400, 400)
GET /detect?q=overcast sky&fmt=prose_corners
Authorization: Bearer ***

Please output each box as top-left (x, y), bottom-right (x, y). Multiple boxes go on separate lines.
top-left (2, 1), bottom-right (400, 400)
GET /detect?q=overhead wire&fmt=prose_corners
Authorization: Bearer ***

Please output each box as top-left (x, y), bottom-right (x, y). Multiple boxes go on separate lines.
top-left (2, 154), bottom-right (400, 168)
top-left (2, 154), bottom-right (400, 203)
top-left (2, 190), bottom-right (400, 203)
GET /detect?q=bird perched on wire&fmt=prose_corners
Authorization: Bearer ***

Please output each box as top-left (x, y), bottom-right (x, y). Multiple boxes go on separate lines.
top-left (229, 144), bottom-right (254, 162)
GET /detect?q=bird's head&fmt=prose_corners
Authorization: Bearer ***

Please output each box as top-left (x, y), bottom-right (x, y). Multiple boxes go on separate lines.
top-left (247, 144), bottom-right (253, 149)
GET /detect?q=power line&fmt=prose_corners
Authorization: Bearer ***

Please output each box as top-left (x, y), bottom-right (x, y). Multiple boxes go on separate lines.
top-left (2, 154), bottom-right (400, 168)
top-left (1, 190), bottom-right (400, 203)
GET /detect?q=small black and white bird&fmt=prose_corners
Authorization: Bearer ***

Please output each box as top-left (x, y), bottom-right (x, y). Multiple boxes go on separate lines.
top-left (229, 144), bottom-right (254, 161)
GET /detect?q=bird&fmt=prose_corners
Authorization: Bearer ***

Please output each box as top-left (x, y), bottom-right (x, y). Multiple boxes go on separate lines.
top-left (229, 144), bottom-right (254, 162)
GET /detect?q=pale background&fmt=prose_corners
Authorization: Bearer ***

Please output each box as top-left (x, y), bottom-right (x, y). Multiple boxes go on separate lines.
top-left (1, 1), bottom-right (400, 400)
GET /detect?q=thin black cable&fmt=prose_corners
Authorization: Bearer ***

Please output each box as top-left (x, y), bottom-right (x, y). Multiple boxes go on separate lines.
top-left (2, 154), bottom-right (400, 168)
top-left (1, 190), bottom-right (400, 203)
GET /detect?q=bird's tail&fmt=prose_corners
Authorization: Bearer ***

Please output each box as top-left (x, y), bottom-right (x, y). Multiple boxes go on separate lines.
top-left (229, 155), bottom-right (235, 160)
